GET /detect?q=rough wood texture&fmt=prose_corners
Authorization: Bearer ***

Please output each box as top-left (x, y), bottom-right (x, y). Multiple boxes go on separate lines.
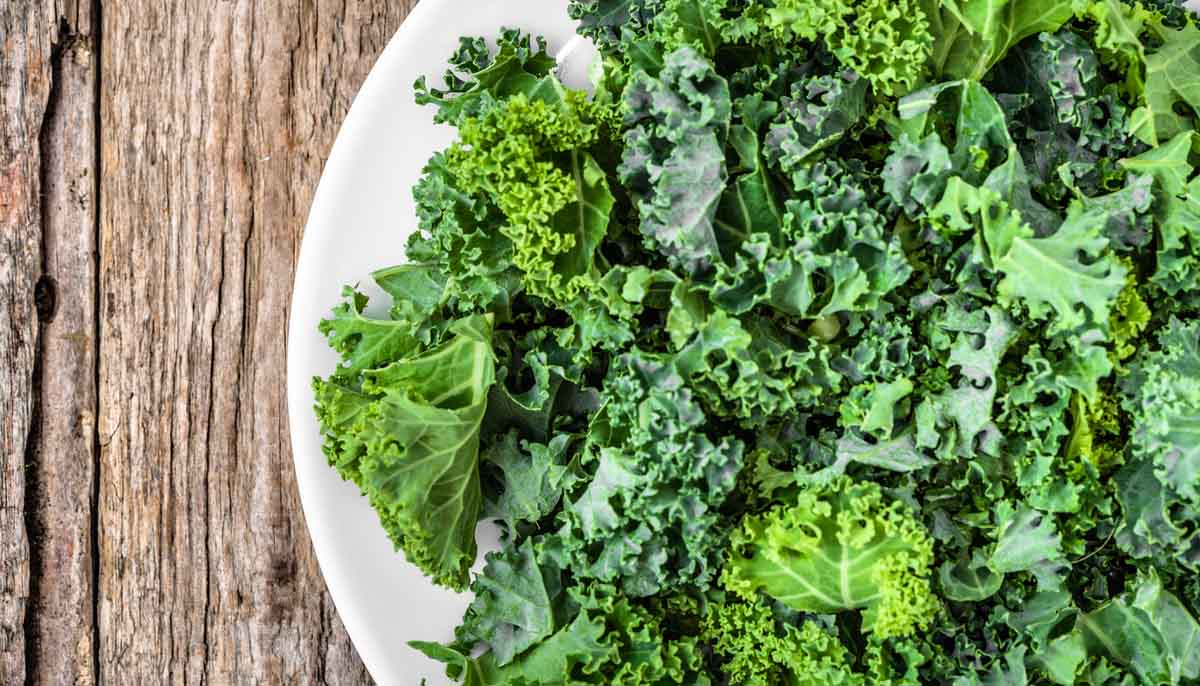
top-left (2, 1), bottom-right (417, 683)
top-left (30, 4), bottom-right (100, 684)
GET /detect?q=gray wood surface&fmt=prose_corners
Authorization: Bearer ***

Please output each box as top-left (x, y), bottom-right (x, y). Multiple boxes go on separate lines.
top-left (1, 1), bottom-right (417, 682)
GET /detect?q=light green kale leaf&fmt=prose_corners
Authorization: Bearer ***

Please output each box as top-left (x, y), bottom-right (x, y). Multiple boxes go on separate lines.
top-left (446, 91), bottom-right (618, 308)
top-left (988, 502), bottom-right (1067, 590)
top-left (724, 477), bottom-right (939, 639)
top-left (930, 179), bottom-right (1125, 335)
top-left (915, 302), bottom-right (1018, 458)
top-left (923, 0), bottom-right (1076, 81)
top-left (703, 596), bottom-right (867, 686)
top-left (1131, 22), bottom-right (1200, 146)
top-left (318, 286), bottom-right (425, 375)
top-left (343, 316), bottom-right (496, 591)
top-left (766, 0), bottom-right (934, 96)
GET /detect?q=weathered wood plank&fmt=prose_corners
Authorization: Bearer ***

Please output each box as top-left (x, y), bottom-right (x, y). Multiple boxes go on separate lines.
top-left (1, 2), bottom-right (56, 681)
top-left (29, 2), bottom-right (101, 684)
top-left (96, 1), bottom-right (415, 684)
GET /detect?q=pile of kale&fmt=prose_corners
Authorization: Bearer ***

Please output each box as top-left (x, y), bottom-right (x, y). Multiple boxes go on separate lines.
top-left (313, 1), bottom-right (1200, 683)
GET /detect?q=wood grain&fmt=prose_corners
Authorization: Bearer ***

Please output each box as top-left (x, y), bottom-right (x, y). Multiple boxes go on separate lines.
top-left (2, 0), bottom-right (417, 683)
top-left (29, 3), bottom-right (100, 685)
top-left (0, 0), bottom-right (45, 677)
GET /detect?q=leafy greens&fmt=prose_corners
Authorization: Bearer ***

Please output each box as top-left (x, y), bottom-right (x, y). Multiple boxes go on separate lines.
top-left (312, 5), bottom-right (1200, 685)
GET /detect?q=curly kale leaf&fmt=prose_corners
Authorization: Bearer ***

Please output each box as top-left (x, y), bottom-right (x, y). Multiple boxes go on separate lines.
top-left (414, 29), bottom-right (559, 126)
top-left (1119, 133), bottom-right (1200, 305)
top-left (482, 432), bottom-right (577, 533)
top-left (408, 152), bottom-right (523, 315)
top-left (725, 477), bottom-right (940, 639)
top-left (445, 92), bottom-right (618, 308)
top-left (620, 45), bottom-right (732, 274)
top-left (568, 0), bottom-right (665, 55)
top-left (314, 316), bottom-right (496, 591)
top-left (1117, 318), bottom-right (1200, 570)
top-left (703, 596), bottom-right (868, 686)
top-left (718, 160), bottom-right (911, 319)
top-left (454, 538), bottom-right (565, 667)
top-left (551, 352), bottom-right (744, 597)
top-left (766, 0), bottom-right (934, 96)
top-left (669, 288), bottom-right (842, 426)
top-left (318, 286), bottom-right (427, 375)
top-left (763, 70), bottom-right (869, 173)
top-left (413, 581), bottom-right (710, 686)
top-left (989, 30), bottom-right (1148, 203)
top-left (929, 179), bottom-right (1126, 335)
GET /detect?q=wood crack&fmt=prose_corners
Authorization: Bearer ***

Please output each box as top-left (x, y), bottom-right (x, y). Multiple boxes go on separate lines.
top-left (90, 0), bottom-right (104, 683)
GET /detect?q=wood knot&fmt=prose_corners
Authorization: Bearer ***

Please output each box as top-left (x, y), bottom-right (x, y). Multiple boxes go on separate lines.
top-left (34, 276), bottom-right (57, 323)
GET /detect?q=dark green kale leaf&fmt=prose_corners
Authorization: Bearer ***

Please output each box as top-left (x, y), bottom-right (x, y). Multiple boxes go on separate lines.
top-left (549, 352), bottom-right (744, 597)
top-left (620, 45), bottom-right (732, 274)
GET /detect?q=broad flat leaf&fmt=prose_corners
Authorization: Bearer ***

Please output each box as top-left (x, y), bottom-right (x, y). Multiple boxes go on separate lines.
top-left (549, 151), bottom-right (615, 283)
top-left (898, 81), bottom-right (1013, 186)
top-left (414, 607), bottom-right (615, 686)
top-left (861, 378), bottom-right (915, 438)
top-left (715, 123), bottom-right (784, 249)
top-left (1006, 591), bottom-right (1076, 647)
top-left (1154, 178), bottom-right (1200, 298)
top-left (357, 316), bottom-right (496, 590)
top-left (1133, 23), bottom-right (1200, 146)
top-left (655, 0), bottom-right (725, 55)
top-left (1132, 572), bottom-right (1200, 682)
top-left (925, 0), bottom-right (1076, 80)
top-left (884, 133), bottom-right (953, 216)
top-left (1077, 605), bottom-right (1168, 684)
top-left (1036, 633), bottom-right (1087, 686)
top-left (372, 264), bottom-right (447, 315)
top-left (1119, 131), bottom-right (1197, 196)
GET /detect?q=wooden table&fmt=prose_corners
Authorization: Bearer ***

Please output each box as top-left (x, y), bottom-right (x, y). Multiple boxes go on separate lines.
top-left (2, 1), bottom-right (417, 682)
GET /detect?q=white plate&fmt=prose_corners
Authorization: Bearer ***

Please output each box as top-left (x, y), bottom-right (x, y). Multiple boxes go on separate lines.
top-left (287, 3), bottom-right (1200, 683)
top-left (286, 2), bottom-right (591, 684)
